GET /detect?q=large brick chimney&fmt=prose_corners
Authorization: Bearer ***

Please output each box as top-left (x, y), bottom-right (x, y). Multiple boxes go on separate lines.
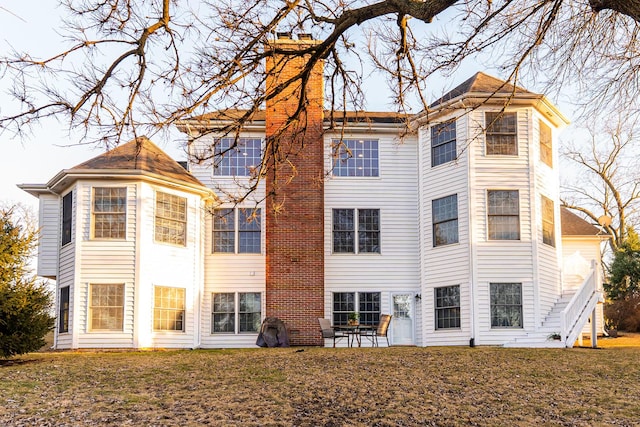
top-left (264, 33), bottom-right (324, 345)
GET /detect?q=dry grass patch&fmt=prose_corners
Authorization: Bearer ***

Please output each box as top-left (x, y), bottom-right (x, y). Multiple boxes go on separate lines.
top-left (2, 343), bottom-right (640, 426)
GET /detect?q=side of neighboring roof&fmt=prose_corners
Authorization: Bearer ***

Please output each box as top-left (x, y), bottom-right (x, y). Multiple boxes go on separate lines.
top-left (561, 207), bottom-right (602, 237)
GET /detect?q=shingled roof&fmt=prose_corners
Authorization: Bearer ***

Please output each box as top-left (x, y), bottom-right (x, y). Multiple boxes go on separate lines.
top-left (561, 208), bottom-right (601, 236)
top-left (430, 72), bottom-right (537, 108)
top-left (70, 136), bottom-right (203, 187)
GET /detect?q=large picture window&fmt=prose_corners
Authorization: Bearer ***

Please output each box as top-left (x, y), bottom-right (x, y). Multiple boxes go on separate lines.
top-left (62, 191), bottom-right (73, 246)
top-left (332, 209), bottom-right (380, 254)
top-left (332, 139), bottom-right (379, 177)
top-left (153, 286), bottom-right (186, 331)
top-left (213, 137), bottom-right (262, 176)
top-left (435, 286), bottom-right (460, 329)
top-left (488, 190), bottom-right (520, 240)
top-left (59, 286), bottom-right (70, 333)
top-left (490, 283), bottom-right (523, 328)
top-left (542, 196), bottom-right (555, 247)
top-left (212, 292), bottom-right (261, 334)
top-left (92, 187), bottom-right (126, 239)
top-left (432, 194), bottom-right (458, 246)
top-left (89, 284), bottom-right (124, 331)
top-left (155, 192), bottom-right (187, 246)
top-left (332, 292), bottom-right (381, 326)
top-left (539, 121), bottom-right (553, 167)
top-left (431, 120), bottom-right (457, 167)
top-left (212, 208), bottom-right (261, 254)
top-left (485, 112), bottom-right (517, 155)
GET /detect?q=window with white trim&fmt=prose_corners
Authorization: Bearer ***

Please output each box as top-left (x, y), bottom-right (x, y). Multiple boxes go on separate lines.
top-left (332, 139), bottom-right (379, 177)
top-left (485, 112), bottom-right (517, 155)
top-left (212, 208), bottom-right (261, 253)
top-left (435, 285), bottom-right (460, 329)
top-left (540, 121), bottom-right (553, 167)
top-left (431, 120), bottom-right (456, 167)
top-left (212, 292), bottom-right (261, 333)
top-left (59, 286), bottom-right (70, 333)
top-left (332, 209), bottom-right (380, 254)
top-left (490, 283), bottom-right (523, 328)
top-left (155, 191), bottom-right (187, 246)
top-left (542, 195), bottom-right (555, 247)
top-left (89, 284), bottom-right (124, 331)
top-left (213, 137), bottom-right (262, 177)
top-left (433, 194), bottom-right (458, 246)
top-left (92, 187), bottom-right (126, 239)
top-left (332, 292), bottom-right (381, 326)
top-left (488, 190), bottom-right (520, 240)
top-left (153, 286), bottom-right (185, 331)
top-left (62, 191), bottom-right (73, 246)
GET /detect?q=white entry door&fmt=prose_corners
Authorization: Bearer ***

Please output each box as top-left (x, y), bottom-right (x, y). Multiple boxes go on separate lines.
top-left (391, 294), bottom-right (414, 345)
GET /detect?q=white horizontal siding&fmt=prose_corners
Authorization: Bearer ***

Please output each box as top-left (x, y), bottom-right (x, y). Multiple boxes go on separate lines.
top-left (37, 194), bottom-right (59, 278)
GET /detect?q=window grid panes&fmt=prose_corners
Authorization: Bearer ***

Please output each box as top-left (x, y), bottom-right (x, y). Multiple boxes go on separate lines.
top-left (93, 187), bottom-right (126, 239)
top-left (239, 292), bottom-right (261, 332)
top-left (486, 112), bottom-right (517, 155)
top-left (333, 209), bottom-right (355, 253)
top-left (213, 208), bottom-right (235, 253)
top-left (155, 192), bottom-right (187, 246)
top-left (332, 292), bottom-right (355, 326)
top-left (59, 286), bottom-right (70, 333)
top-left (488, 190), bottom-right (520, 240)
top-left (213, 138), bottom-right (262, 176)
top-left (238, 209), bottom-right (261, 254)
top-left (62, 192), bottom-right (73, 246)
top-left (89, 284), bottom-right (124, 331)
top-left (332, 139), bottom-right (379, 177)
top-left (433, 194), bottom-right (459, 246)
top-left (358, 209), bottom-right (380, 253)
top-left (542, 196), bottom-right (555, 247)
top-left (333, 209), bottom-right (380, 254)
top-left (213, 208), bottom-right (261, 254)
top-left (153, 286), bottom-right (185, 331)
top-left (358, 292), bottom-right (381, 326)
top-left (435, 286), bottom-right (461, 329)
top-left (490, 283), bottom-right (523, 328)
top-left (540, 121), bottom-right (553, 167)
top-left (431, 120), bottom-right (457, 167)
top-left (212, 293), bottom-right (235, 333)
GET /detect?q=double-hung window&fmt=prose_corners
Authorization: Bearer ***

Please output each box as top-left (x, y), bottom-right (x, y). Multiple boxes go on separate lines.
top-left (332, 209), bottom-right (380, 254)
top-left (539, 121), bottom-right (553, 167)
top-left (490, 283), bottom-right (523, 328)
top-left (485, 112), bottom-right (517, 155)
top-left (213, 208), bottom-right (261, 253)
top-left (155, 192), bottom-right (187, 246)
top-left (213, 137), bottom-right (262, 177)
top-left (212, 292), bottom-right (261, 333)
top-left (332, 139), bottom-right (379, 177)
top-left (153, 286), bottom-right (186, 332)
top-left (487, 190), bottom-right (520, 240)
top-left (61, 191), bottom-right (73, 246)
top-left (435, 285), bottom-right (460, 329)
top-left (92, 187), bottom-right (126, 239)
top-left (89, 284), bottom-right (124, 331)
top-left (332, 292), bottom-right (381, 326)
top-left (541, 196), bottom-right (555, 247)
top-left (432, 194), bottom-right (458, 246)
top-left (431, 120), bottom-right (457, 167)
top-left (59, 286), bottom-right (70, 333)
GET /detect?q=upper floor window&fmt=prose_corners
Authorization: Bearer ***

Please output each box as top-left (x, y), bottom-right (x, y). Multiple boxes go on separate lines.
top-left (89, 283), bottom-right (124, 331)
top-left (488, 190), bottom-right (520, 240)
top-left (541, 196), bottom-right (555, 247)
top-left (431, 120), bottom-right (457, 167)
top-left (485, 112), bottom-right (517, 156)
top-left (213, 137), bottom-right (262, 177)
top-left (539, 121), bottom-right (553, 167)
top-left (92, 187), bottom-right (126, 239)
top-left (61, 191), bottom-right (73, 246)
top-left (332, 208), bottom-right (380, 254)
top-left (155, 192), bottom-right (187, 246)
top-left (435, 285), bottom-right (461, 329)
top-left (490, 282), bottom-right (523, 328)
top-left (212, 292), bottom-right (261, 333)
top-left (153, 286), bottom-right (185, 332)
top-left (432, 194), bottom-right (458, 246)
top-left (213, 208), bottom-right (261, 254)
top-left (332, 139), bottom-right (379, 177)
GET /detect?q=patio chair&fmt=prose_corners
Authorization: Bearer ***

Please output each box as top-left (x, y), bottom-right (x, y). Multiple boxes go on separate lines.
top-left (361, 314), bottom-right (392, 347)
top-left (318, 318), bottom-right (347, 348)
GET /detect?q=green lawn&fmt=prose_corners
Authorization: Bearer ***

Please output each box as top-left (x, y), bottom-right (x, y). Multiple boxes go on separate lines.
top-left (2, 339), bottom-right (639, 426)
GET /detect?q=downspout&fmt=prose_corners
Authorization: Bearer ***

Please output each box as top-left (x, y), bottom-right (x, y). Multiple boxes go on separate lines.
top-left (467, 110), bottom-right (477, 347)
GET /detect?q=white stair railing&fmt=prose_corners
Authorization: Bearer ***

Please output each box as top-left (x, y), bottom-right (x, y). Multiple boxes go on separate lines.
top-left (560, 260), bottom-right (601, 348)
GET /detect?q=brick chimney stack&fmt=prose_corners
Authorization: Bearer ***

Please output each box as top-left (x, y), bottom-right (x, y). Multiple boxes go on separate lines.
top-left (264, 34), bottom-right (325, 346)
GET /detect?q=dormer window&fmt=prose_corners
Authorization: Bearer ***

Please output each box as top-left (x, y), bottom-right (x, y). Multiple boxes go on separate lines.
top-left (485, 112), bottom-right (517, 156)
